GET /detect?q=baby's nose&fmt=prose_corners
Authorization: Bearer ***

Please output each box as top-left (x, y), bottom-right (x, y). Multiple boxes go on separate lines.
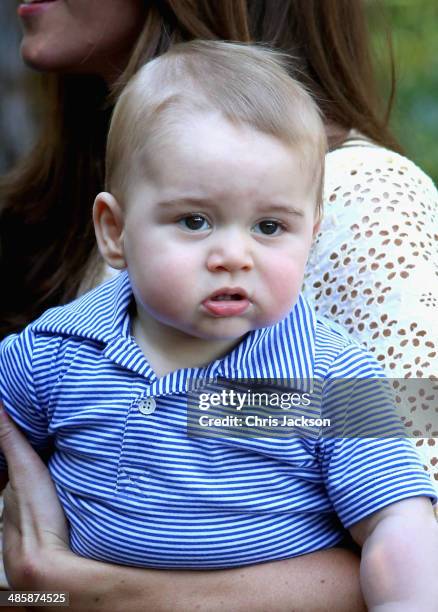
top-left (206, 238), bottom-right (253, 273)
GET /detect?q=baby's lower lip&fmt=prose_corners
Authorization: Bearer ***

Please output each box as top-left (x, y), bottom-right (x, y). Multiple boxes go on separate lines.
top-left (202, 298), bottom-right (250, 317)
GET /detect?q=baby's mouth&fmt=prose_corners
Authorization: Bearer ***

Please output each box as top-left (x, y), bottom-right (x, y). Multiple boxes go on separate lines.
top-left (211, 294), bottom-right (245, 301)
top-left (203, 288), bottom-right (250, 317)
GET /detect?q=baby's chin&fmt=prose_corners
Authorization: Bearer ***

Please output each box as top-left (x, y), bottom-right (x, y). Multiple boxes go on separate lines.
top-left (184, 317), bottom-right (282, 342)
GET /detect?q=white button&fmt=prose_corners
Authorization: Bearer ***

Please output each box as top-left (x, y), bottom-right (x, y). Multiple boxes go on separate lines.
top-left (138, 397), bottom-right (156, 415)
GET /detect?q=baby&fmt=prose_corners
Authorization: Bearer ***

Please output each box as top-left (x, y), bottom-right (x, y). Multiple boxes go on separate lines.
top-left (0, 41), bottom-right (437, 610)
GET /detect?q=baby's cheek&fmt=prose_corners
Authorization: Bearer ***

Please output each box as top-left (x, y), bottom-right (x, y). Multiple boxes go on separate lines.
top-left (264, 259), bottom-right (304, 315)
top-left (134, 255), bottom-right (193, 317)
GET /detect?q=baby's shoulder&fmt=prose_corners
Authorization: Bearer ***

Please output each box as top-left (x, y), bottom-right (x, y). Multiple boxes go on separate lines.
top-left (283, 296), bottom-right (382, 379)
top-left (311, 312), bottom-right (383, 379)
top-left (26, 271), bottom-right (129, 350)
top-left (1, 273), bottom-right (127, 378)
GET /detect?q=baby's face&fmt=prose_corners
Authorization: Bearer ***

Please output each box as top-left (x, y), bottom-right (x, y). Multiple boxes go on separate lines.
top-left (121, 111), bottom-right (319, 341)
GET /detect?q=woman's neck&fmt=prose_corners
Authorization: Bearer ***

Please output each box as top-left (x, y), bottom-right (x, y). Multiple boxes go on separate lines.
top-left (325, 122), bottom-right (350, 150)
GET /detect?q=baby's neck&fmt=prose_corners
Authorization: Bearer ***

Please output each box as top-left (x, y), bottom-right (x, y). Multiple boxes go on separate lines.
top-left (131, 315), bottom-right (241, 379)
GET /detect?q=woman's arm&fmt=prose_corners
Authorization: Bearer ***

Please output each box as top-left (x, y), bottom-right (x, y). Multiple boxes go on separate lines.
top-left (30, 547), bottom-right (363, 612)
top-left (0, 404), bottom-right (365, 612)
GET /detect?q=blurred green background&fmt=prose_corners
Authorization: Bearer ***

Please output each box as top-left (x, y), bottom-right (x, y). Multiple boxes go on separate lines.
top-left (368, 0), bottom-right (438, 184)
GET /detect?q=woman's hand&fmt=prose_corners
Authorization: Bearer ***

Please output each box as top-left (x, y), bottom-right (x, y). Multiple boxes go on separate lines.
top-left (0, 402), bottom-right (69, 587)
top-left (0, 402), bottom-right (365, 611)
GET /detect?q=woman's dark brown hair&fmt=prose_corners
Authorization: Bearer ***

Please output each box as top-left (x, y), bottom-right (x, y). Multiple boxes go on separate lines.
top-left (0, 0), bottom-right (399, 337)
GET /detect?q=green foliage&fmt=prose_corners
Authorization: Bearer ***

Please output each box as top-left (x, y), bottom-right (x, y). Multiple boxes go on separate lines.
top-left (368, 0), bottom-right (438, 185)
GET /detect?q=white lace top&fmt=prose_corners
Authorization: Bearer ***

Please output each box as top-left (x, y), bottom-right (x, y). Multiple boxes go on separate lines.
top-left (303, 134), bottom-right (438, 489)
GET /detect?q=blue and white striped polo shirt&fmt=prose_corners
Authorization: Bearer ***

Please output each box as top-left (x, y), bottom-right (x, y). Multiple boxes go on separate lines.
top-left (0, 271), bottom-right (435, 569)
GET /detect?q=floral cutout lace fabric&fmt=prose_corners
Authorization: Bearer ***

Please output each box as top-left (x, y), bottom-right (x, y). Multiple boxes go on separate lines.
top-left (303, 136), bottom-right (438, 488)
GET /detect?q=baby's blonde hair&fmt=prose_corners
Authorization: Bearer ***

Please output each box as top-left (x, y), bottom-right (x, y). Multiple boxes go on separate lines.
top-left (106, 40), bottom-right (327, 219)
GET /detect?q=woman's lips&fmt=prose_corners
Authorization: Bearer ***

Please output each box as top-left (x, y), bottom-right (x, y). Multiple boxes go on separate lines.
top-left (18, 1), bottom-right (58, 18)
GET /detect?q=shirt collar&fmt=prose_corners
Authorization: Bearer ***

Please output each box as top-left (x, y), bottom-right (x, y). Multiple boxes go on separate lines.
top-left (32, 271), bottom-right (316, 391)
top-left (214, 297), bottom-right (315, 392)
top-left (32, 271), bottom-right (133, 344)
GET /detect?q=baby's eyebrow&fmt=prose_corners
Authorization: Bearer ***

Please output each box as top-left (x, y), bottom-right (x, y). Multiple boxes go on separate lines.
top-left (256, 204), bottom-right (305, 217)
top-left (157, 198), bottom-right (305, 217)
top-left (158, 197), bottom-right (217, 209)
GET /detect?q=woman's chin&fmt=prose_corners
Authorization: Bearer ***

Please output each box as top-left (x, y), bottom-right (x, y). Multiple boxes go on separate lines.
top-left (20, 36), bottom-right (85, 74)
top-left (20, 37), bottom-right (57, 72)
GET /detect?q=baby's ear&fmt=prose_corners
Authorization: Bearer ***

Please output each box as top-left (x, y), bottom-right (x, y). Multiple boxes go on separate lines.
top-left (93, 192), bottom-right (126, 270)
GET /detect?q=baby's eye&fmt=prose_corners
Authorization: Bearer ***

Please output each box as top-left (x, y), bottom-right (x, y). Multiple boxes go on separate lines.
top-left (178, 214), bottom-right (211, 232)
top-left (252, 220), bottom-right (285, 236)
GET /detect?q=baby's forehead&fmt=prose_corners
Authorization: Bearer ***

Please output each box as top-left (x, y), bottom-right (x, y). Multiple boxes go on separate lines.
top-left (128, 138), bottom-right (318, 220)
top-left (121, 106), bottom-right (323, 218)
top-left (136, 107), bottom-right (314, 173)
